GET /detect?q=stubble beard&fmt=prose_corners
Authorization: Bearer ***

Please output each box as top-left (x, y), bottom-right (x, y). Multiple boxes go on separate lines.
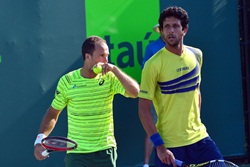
top-left (164, 35), bottom-right (181, 47)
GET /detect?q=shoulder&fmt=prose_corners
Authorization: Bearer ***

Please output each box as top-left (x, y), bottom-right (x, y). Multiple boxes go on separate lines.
top-left (59, 69), bottom-right (80, 84)
top-left (185, 45), bottom-right (202, 55)
top-left (145, 48), bottom-right (166, 66)
top-left (62, 69), bottom-right (77, 78)
top-left (185, 45), bottom-right (202, 63)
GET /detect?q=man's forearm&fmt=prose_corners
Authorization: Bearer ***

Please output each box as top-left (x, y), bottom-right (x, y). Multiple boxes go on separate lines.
top-left (111, 66), bottom-right (139, 98)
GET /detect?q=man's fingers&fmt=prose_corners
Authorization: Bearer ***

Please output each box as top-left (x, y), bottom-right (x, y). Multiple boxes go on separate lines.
top-left (172, 159), bottom-right (177, 167)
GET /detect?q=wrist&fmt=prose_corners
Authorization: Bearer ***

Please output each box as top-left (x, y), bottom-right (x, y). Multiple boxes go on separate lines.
top-left (34, 133), bottom-right (47, 146)
top-left (110, 65), bottom-right (117, 73)
top-left (150, 133), bottom-right (164, 147)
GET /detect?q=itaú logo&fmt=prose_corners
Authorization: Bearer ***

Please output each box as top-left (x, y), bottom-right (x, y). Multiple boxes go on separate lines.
top-left (104, 33), bottom-right (155, 69)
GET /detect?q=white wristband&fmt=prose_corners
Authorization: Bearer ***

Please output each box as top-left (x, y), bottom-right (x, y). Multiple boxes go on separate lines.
top-left (34, 133), bottom-right (47, 146)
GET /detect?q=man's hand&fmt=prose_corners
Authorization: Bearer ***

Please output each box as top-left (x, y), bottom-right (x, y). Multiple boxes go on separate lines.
top-left (34, 144), bottom-right (48, 160)
top-left (156, 145), bottom-right (176, 167)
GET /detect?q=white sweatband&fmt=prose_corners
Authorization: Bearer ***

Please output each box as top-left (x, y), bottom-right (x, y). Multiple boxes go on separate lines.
top-left (34, 133), bottom-right (47, 146)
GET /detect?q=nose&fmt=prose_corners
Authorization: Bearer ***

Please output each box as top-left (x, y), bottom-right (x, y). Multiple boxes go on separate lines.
top-left (104, 56), bottom-right (108, 63)
top-left (169, 27), bottom-right (174, 33)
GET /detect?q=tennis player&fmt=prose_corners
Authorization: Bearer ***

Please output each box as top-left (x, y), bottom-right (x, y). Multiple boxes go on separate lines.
top-left (34, 36), bottom-right (139, 167)
top-left (138, 6), bottom-right (223, 167)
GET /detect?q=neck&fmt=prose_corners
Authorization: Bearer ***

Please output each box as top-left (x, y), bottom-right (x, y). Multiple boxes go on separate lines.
top-left (165, 43), bottom-right (183, 56)
top-left (80, 67), bottom-right (96, 78)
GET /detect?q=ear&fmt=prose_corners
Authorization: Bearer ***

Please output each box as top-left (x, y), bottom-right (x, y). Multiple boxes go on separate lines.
top-left (85, 53), bottom-right (91, 60)
top-left (183, 27), bottom-right (188, 36)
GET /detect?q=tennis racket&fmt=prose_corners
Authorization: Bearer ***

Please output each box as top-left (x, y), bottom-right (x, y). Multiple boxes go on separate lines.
top-left (41, 136), bottom-right (78, 156)
top-left (175, 159), bottom-right (239, 167)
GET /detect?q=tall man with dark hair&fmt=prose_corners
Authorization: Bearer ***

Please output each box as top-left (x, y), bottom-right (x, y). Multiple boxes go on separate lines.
top-left (138, 6), bottom-right (223, 167)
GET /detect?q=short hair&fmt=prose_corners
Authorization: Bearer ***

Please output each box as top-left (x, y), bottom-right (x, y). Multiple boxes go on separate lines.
top-left (158, 6), bottom-right (189, 31)
top-left (81, 36), bottom-right (106, 60)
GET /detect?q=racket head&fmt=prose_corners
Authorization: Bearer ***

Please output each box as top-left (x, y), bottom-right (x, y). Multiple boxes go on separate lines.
top-left (209, 160), bottom-right (239, 167)
top-left (41, 136), bottom-right (78, 151)
top-left (176, 159), bottom-right (239, 167)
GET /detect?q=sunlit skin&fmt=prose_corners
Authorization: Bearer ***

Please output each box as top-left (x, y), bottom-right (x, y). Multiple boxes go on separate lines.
top-left (81, 42), bottom-right (110, 78)
top-left (161, 16), bottom-right (188, 56)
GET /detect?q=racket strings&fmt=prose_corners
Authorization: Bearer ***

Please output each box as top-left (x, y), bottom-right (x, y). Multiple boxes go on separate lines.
top-left (44, 139), bottom-right (76, 149)
top-left (208, 161), bottom-right (238, 167)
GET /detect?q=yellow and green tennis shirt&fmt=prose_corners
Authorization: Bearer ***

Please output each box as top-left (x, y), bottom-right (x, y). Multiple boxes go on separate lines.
top-left (139, 46), bottom-right (208, 148)
top-left (51, 68), bottom-right (126, 153)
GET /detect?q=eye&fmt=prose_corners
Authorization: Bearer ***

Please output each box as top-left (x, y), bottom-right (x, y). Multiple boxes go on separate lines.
top-left (173, 24), bottom-right (181, 29)
top-left (103, 54), bottom-right (109, 58)
top-left (165, 25), bottom-right (170, 29)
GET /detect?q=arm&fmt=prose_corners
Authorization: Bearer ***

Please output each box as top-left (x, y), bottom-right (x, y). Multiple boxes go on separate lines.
top-left (139, 98), bottom-right (176, 166)
top-left (198, 86), bottom-right (202, 111)
top-left (138, 98), bottom-right (157, 136)
top-left (111, 65), bottom-right (139, 98)
top-left (34, 106), bottom-right (62, 160)
top-left (198, 86), bottom-right (202, 110)
top-left (38, 106), bottom-right (62, 135)
top-left (103, 63), bottom-right (139, 98)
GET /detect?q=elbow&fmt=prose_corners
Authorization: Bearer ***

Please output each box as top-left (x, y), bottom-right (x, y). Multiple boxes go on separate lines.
top-left (132, 92), bottom-right (139, 98)
top-left (127, 86), bottom-right (139, 98)
top-left (130, 90), bottom-right (139, 98)
top-left (133, 85), bottom-right (140, 98)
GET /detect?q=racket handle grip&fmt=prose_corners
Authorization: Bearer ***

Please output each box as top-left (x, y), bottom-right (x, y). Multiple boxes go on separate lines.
top-left (175, 159), bottom-right (183, 166)
top-left (41, 150), bottom-right (49, 157)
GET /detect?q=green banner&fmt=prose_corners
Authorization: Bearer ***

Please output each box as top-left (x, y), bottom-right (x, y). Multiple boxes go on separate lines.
top-left (85, 0), bottom-right (160, 82)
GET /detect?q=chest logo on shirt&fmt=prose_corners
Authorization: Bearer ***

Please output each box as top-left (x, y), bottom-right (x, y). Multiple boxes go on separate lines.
top-left (99, 78), bottom-right (105, 86)
top-left (158, 63), bottom-right (199, 94)
top-left (176, 66), bottom-right (189, 72)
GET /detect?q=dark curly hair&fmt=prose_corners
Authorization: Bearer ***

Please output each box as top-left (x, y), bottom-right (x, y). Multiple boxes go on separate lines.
top-left (158, 6), bottom-right (189, 31)
top-left (81, 36), bottom-right (106, 60)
